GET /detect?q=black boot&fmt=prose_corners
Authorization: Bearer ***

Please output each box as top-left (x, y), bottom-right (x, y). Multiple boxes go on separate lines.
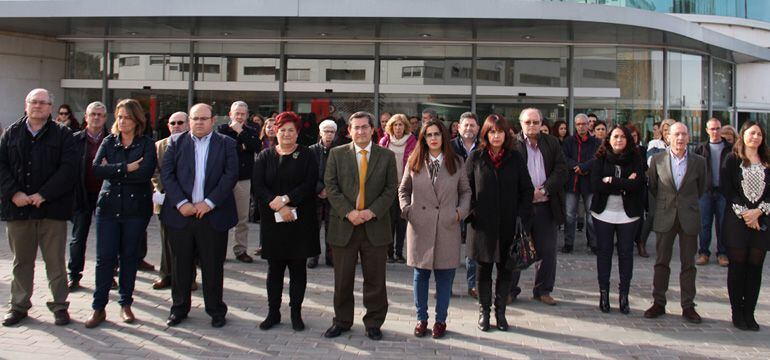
top-left (494, 306), bottom-right (509, 331)
top-left (477, 282), bottom-right (492, 331)
top-left (619, 293), bottom-right (629, 314)
top-left (599, 290), bottom-right (610, 313)
top-left (732, 308), bottom-right (748, 330)
top-left (291, 307), bottom-right (305, 331)
top-left (744, 264), bottom-right (763, 331)
top-left (259, 309), bottom-right (281, 330)
top-left (728, 261), bottom-right (749, 330)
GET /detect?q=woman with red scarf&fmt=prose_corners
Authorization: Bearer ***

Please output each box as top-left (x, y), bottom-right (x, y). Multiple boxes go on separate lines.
top-left (465, 114), bottom-right (534, 332)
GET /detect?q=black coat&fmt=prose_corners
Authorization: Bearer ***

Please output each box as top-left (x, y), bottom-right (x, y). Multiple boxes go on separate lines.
top-left (590, 153), bottom-right (645, 218)
top-left (217, 123), bottom-right (260, 180)
top-left (252, 146), bottom-right (320, 260)
top-left (0, 116), bottom-right (78, 221)
top-left (562, 134), bottom-right (600, 194)
top-left (465, 148), bottom-right (534, 264)
top-left (719, 153), bottom-right (770, 251)
top-left (73, 129), bottom-right (108, 211)
top-left (450, 136), bottom-right (478, 161)
top-left (694, 138), bottom-right (732, 189)
top-left (93, 134), bottom-right (157, 219)
top-left (309, 140), bottom-right (332, 194)
top-left (513, 133), bottom-right (568, 224)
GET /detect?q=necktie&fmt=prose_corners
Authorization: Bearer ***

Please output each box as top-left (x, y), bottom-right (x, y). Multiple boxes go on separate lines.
top-left (358, 149), bottom-right (368, 210)
top-left (429, 159), bottom-right (440, 184)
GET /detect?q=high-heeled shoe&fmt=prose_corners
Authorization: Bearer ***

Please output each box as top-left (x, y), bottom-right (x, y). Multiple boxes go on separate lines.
top-left (619, 293), bottom-right (630, 314)
top-left (599, 290), bottom-right (610, 313)
top-left (477, 306), bottom-right (490, 331)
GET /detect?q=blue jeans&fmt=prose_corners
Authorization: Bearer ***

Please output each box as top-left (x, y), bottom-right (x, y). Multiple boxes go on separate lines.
top-left (92, 216), bottom-right (149, 310)
top-left (699, 190), bottom-right (726, 256)
top-left (466, 257), bottom-right (476, 289)
top-left (565, 192), bottom-right (596, 248)
top-left (414, 268), bottom-right (456, 323)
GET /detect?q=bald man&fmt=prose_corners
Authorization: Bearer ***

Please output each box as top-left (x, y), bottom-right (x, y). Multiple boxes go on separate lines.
top-left (644, 122), bottom-right (707, 324)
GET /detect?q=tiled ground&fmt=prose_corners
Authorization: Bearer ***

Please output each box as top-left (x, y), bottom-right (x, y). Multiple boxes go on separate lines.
top-left (0, 218), bottom-right (767, 359)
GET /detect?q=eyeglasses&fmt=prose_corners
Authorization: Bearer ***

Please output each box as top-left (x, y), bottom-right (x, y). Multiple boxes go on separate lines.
top-left (169, 121), bottom-right (186, 126)
top-left (707, 127), bottom-right (721, 131)
top-left (59, 112), bottom-right (70, 116)
top-left (425, 132), bottom-right (442, 139)
top-left (190, 117), bottom-right (212, 121)
top-left (27, 100), bottom-right (51, 106)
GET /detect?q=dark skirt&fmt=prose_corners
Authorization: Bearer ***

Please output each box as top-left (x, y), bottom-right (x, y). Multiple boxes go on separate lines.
top-left (722, 209), bottom-right (770, 252)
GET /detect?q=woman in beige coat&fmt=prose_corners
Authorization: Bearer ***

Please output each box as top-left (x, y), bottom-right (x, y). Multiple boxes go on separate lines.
top-left (399, 119), bottom-right (471, 339)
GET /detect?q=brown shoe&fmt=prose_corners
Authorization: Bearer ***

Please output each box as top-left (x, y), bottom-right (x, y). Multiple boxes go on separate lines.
top-left (467, 288), bottom-right (478, 299)
top-left (138, 260), bottom-right (156, 272)
top-left (236, 253), bottom-right (254, 263)
top-left (717, 255), bottom-right (730, 267)
top-left (152, 277), bottom-right (171, 290)
top-left (413, 321), bottom-right (428, 337)
top-left (644, 303), bottom-right (666, 319)
top-left (432, 322), bottom-right (447, 339)
top-left (85, 309), bottom-right (106, 328)
top-left (637, 242), bottom-right (649, 258)
top-left (533, 294), bottom-right (557, 306)
top-left (120, 306), bottom-right (135, 323)
top-left (682, 307), bottom-right (702, 323)
top-left (695, 254), bottom-right (709, 265)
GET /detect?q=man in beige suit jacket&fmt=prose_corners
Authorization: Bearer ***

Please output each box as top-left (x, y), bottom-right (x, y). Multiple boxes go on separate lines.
top-left (323, 111), bottom-right (398, 341)
top-left (151, 112), bottom-right (193, 290)
top-left (644, 122), bottom-right (707, 323)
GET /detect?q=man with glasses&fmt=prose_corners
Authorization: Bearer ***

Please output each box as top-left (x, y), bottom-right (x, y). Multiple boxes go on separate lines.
top-left (151, 111), bottom-right (198, 290)
top-left (161, 103), bottom-right (238, 328)
top-left (693, 118), bottom-right (732, 267)
top-left (0, 89), bottom-right (78, 326)
top-left (308, 119), bottom-right (338, 268)
top-left (217, 101), bottom-right (261, 263)
top-left (323, 111), bottom-right (398, 341)
top-left (67, 101), bottom-right (108, 291)
top-left (511, 108), bottom-right (568, 306)
top-left (562, 113), bottom-right (600, 254)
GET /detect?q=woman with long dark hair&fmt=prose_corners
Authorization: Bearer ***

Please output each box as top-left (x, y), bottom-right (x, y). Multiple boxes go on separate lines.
top-left (552, 120), bottom-right (568, 144)
top-left (721, 121), bottom-right (770, 331)
top-left (590, 125), bottom-right (644, 314)
top-left (465, 114), bottom-right (533, 332)
top-left (399, 119), bottom-right (470, 339)
top-left (56, 104), bottom-right (81, 131)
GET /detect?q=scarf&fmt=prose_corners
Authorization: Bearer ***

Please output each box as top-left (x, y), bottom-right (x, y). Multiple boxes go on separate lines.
top-left (389, 133), bottom-right (409, 147)
top-left (487, 148), bottom-right (505, 169)
top-left (428, 159), bottom-right (441, 183)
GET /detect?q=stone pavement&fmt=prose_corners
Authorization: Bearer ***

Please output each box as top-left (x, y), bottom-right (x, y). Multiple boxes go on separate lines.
top-left (0, 218), bottom-right (767, 359)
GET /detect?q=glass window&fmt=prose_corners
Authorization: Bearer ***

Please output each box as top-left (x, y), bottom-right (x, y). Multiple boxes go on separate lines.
top-left (738, 111), bottom-right (770, 131)
top-left (476, 97), bottom-right (567, 131)
top-left (286, 59), bottom-right (373, 84)
top-left (380, 44), bottom-right (471, 58)
top-left (109, 42), bottom-right (190, 81)
top-left (194, 56), bottom-right (280, 82)
top-left (63, 88), bottom-right (103, 122)
top-left (380, 94), bottom-right (470, 122)
top-left (712, 59), bottom-right (733, 110)
top-left (66, 42), bottom-right (104, 79)
top-left (109, 89), bottom-right (188, 137)
top-left (668, 51), bottom-right (708, 143)
top-left (194, 90), bottom-right (279, 124)
top-left (381, 60), bottom-right (472, 85)
top-left (477, 46), bottom-right (569, 87)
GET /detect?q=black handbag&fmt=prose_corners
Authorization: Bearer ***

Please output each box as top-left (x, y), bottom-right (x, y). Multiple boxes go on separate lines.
top-left (506, 217), bottom-right (538, 271)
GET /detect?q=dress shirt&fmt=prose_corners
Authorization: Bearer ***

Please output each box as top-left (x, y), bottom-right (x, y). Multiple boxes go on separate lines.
top-left (26, 119), bottom-right (43, 137)
top-left (177, 131), bottom-right (216, 209)
top-left (524, 134), bottom-right (548, 203)
top-left (670, 149), bottom-right (688, 190)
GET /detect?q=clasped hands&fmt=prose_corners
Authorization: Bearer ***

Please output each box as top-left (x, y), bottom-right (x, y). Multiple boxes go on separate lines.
top-left (740, 208), bottom-right (763, 231)
top-left (602, 172), bottom-right (637, 184)
top-left (179, 202), bottom-right (212, 219)
top-left (12, 192), bottom-right (45, 208)
top-left (346, 209), bottom-right (375, 226)
top-left (270, 195), bottom-right (296, 222)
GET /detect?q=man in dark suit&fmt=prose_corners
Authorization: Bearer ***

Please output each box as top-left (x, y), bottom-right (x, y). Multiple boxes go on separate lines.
top-left (644, 122), bottom-right (707, 324)
top-left (160, 103), bottom-right (239, 328)
top-left (511, 108), bottom-right (568, 306)
top-left (323, 111), bottom-right (398, 341)
top-left (450, 112), bottom-right (480, 299)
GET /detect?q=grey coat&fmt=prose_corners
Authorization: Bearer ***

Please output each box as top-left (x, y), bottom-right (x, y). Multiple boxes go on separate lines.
top-left (647, 150), bottom-right (707, 236)
top-left (399, 157), bottom-right (471, 270)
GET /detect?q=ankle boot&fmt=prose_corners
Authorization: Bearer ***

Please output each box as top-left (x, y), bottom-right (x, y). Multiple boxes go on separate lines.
top-left (290, 307), bottom-right (305, 331)
top-left (478, 306), bottom-right (491, 331)
top-left (637, 241), bottom-right (649, 258)
top-left (259, 309), bottom-right (281, 330)
top-left (619, 293), bottom-right (629, 314)
top-left (599, 290), bottom-right (610, 313)
top-left (732, 307), bottom-right (748, 330)
top-left (494, 306), bottom-right (509, 331)
top-left (744, 264), bottom-right (762, 331)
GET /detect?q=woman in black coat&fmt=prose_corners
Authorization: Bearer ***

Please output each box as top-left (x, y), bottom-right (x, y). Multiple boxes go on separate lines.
top-left (590, 125), bottom-right (644, 314)
top-left (85, 99), bottom-right (156, 328)
top-left (252, 111), bottom-right (319, 331)
top-left (466, 114), bottom-right (533, 332)
top-left (720, 121), bottom-right (770, 331)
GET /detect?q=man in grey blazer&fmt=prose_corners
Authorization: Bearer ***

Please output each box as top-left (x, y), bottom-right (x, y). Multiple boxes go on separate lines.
top-left (644, 122), bottom-right (707, 323)
top-left (323, 111), bottom-right (398, 341)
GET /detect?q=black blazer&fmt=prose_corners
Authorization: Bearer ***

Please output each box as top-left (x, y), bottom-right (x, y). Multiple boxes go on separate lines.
top-left (160, 131), bottom-right (239, 232)
top-left (513, 133), bottom-right (568, 224)
top-left (590, 153), bottom-right (645, 218)
top-left (466, 148), bottom-right (534, 264)
top-left (93, 134), bottom-right (157, 219)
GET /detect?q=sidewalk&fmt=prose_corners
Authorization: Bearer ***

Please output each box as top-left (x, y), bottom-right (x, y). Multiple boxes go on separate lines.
top-left (0, 218), bottom-right (766, 359)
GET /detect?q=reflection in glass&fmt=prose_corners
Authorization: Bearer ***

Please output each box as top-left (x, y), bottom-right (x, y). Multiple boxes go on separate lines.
top-left (64, 88), bottom-right (103, 122)
top-left (67, 42), bottom-right (104, 79)
top-left (381, 60), bottom-right (472, 85)
top-left (712, 59), bottom-right (733, 110)
top-left (476, 97), bottom-right (566, 130)
top-left (109, 89), bottom-right (188, 138)
top-left (286, 59), bottom-right (374, 83)
top-left (380, 94), bottom-right (470, 121)
top-left (194, 90), bottom-right (279, 121)
top-left (195, 57), bottom-right (280, 82)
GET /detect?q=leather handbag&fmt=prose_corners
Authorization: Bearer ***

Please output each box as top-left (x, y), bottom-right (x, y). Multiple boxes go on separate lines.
top-left (506, 217), bottom-right (538, 271)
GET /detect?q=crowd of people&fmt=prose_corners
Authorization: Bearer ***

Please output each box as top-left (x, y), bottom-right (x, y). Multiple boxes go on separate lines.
top-left (0, 88), bottom-right (768, 340)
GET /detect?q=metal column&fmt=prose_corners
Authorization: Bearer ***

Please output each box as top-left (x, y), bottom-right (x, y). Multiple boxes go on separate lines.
top-left (374, 42), bottom-right (381, 126)
top-left (663, 49), bottom-right (669, 119)
top-left (471, 44), bottom-right (477, 115)
top-left (567, 45), bottom-right (575, 135)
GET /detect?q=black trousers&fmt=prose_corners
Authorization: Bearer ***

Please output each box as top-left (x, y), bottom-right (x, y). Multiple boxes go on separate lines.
top-left (511, 203), bottom-right (558, 297)
top-left (594, 217), bottom-right (639, 294)
top-left (476, 261), bottom-right (512, 310)
top-left (387, 199), bottom-right (407, 258)
top-left (266, 258), bottom-right (307, 310)
top-left (168, 218), bottom-right (228, 318)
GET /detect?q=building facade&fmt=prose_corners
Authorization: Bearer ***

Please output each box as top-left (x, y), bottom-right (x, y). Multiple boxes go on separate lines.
top-left (0, 0), bottom-right (768, 142)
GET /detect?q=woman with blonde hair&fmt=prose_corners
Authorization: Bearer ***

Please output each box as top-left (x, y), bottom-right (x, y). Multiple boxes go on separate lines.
top-left (379, 113), bottom-right (418, 263)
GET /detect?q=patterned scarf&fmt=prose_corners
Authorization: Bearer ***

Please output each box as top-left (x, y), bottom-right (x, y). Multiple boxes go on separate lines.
top-left (487, 148), bottom-right (505, 169)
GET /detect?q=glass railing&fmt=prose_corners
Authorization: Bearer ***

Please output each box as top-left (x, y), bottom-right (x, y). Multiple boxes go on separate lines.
top-left (551, 0), bottom-right (769, 23)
